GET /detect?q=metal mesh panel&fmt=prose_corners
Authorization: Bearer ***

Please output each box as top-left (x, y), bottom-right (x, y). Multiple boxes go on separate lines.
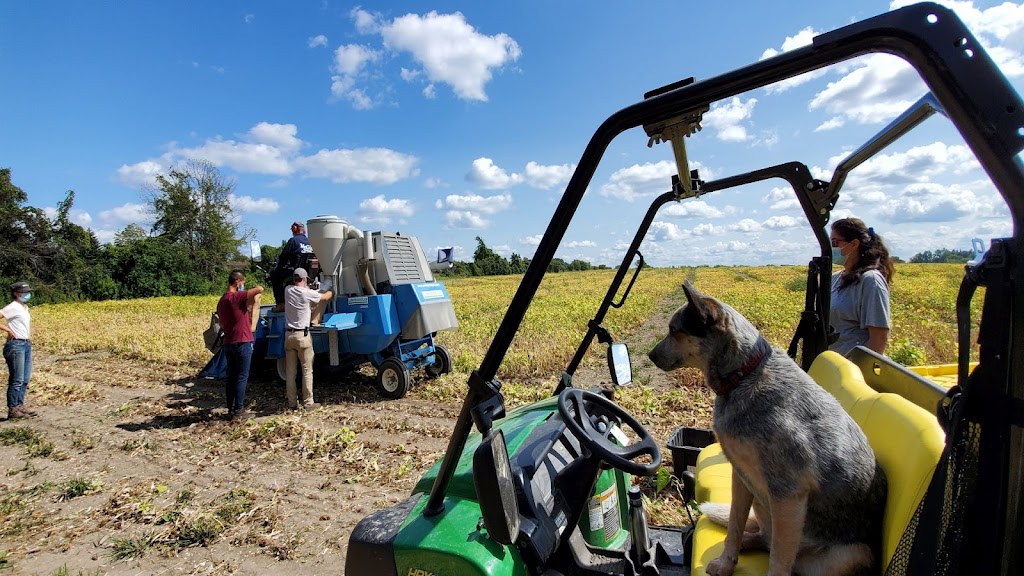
top-left (382, 235), bottom-right (427, 284)
top-left (884, 420), bottom-right (979, 576)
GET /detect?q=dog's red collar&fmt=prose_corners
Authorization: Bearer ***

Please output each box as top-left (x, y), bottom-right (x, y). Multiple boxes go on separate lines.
top-left (718, 336), bottom-right (773, 397)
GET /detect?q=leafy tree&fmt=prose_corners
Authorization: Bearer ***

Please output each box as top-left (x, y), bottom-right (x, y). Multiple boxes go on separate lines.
top-left (148, 160), bottom-right (240, 289)
top-left (909, 248), bottom-right (973, 263)
top-left (473, 236), bottom-right (510, 276)
top-left (0, 168), bottom-right (53, 288)
top-left (114, 223), bottom-right (148, 245)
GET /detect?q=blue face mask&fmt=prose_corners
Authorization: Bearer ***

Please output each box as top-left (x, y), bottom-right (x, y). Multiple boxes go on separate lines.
top-left (238, 284), bottom-right (245, 292)
top-left (832, 246), bottom-right (848, 266)
top-left (18, 293), bottom-right (31, 303)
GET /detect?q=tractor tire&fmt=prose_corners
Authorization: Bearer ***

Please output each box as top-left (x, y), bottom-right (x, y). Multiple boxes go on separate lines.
top-left (377, 358), bottom-right (411, 399)
top-left (276, 357), bottom-right (288, 383)
top-left (425, 345), bottom-right (452, 379)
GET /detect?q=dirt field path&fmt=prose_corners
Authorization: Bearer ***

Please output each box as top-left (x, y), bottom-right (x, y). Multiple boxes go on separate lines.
top-left (0, 289), bottom-right (703, 575)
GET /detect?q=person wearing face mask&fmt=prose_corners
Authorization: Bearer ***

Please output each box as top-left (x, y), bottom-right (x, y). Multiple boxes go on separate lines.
top-left (2, 282), bottom-right (36, 419)
top-left (828, 217), bottom-right (894, 356)
top-left (216, 270), bottom-right (264, 422)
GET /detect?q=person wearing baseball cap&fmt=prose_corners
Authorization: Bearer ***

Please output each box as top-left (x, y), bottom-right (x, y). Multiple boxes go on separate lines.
top-left (2, 281), bottom-right (36, 419)
top-left (270, 220), bottom-right (315, 312)
top-left (283, 267), bottom-right (333, 411)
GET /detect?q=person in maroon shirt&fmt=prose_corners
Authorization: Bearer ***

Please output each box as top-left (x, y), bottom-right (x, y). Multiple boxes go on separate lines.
top-left (216, 270), bottom-right (264, 421)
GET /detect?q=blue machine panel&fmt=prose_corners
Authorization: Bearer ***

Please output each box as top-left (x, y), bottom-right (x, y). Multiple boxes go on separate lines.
top-left (335, 294), bottom-right (401, 354)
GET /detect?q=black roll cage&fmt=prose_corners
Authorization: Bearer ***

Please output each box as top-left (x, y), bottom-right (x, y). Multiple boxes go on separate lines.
top-left (424, 4), bottom-right (1024, 574)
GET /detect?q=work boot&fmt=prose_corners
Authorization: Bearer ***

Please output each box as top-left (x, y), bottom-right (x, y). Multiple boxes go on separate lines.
top-left (16, 405), bottom-right (37, 417)
top-left (231, 409), bottom-right (253, 422)
top-left (302, 402), bottom-right (321, 412)
top-left (7, 406), bottom-right (29, 419)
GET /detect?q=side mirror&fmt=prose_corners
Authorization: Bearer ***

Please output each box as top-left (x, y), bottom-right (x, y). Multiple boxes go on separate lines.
top-left (473, 429), bottom-right (519, 545)
top-left (249, 240), bottom-right (262, 263)
top-left (608, 343), bottom-right (632, 386)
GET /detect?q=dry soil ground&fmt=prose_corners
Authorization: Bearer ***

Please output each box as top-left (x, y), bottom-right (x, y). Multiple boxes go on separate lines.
top-left (0, 295), bottom-right (706, 576)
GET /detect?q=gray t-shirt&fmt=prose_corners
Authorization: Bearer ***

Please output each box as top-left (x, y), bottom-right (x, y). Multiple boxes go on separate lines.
top-left (284, 285), bottom-right (322, 329)
top-left (829, 269), bottom-right (891, 357)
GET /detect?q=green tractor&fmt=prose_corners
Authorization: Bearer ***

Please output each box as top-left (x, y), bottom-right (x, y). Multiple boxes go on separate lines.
top-left (346, 3), bottom-right (1024, 575)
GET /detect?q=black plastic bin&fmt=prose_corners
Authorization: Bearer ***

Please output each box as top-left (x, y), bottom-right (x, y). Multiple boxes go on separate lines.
top-left (666, 426), bottom-right (716, 477)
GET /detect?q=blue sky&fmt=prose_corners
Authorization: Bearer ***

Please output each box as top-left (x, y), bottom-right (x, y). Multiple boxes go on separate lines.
top-left (2, 1), bottom-right (1021, 267)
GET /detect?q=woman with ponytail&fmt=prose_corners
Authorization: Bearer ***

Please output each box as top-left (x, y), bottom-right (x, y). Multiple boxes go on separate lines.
top-left (828, 217), bottom-right (894, 356)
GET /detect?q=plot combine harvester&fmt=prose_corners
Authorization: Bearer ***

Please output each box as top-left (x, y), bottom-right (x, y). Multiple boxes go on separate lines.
top-left (251, 216), bottom-right (459, 399)
top-left (344, 2), bottom-right (1024, 575)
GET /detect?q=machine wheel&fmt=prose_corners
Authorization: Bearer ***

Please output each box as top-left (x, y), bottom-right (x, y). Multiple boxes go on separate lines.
top-left (377, 358), bottom-right (411, 399)
top-left (425, 345), bottom-right (452, 378)
top-left (276, 358), bottom-right (287, 382)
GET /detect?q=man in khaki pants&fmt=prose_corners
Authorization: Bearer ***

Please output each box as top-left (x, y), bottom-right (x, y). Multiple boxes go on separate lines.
top-left (284, 268), bottom-right (333, 410)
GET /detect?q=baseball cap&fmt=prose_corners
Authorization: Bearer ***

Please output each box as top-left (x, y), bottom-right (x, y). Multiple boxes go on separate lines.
top-left (292, 268), bottom-right (308, 281)
top-left (292, 220), bottom-right (305, 230)
top-left (10, 281), bottom-right (30, 294)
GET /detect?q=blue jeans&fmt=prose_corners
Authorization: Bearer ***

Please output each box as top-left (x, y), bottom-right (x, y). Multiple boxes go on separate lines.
top-left (4, 339), bottom-right (32, 410)
top-left (224, 342), bottom-right (253, 414)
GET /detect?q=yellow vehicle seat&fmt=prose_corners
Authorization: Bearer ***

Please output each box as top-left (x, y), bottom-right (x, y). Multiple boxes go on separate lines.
top-left (690, 351), bottom-right (946, 575)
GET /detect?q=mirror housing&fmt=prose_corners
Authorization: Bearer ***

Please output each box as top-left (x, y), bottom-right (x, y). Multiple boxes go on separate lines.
top-left (249, 240), bottom-right (262, 263)
top-left (473, 429), bottom-right (519, 545)
top-left (608, 343), bottom-right (632, 386)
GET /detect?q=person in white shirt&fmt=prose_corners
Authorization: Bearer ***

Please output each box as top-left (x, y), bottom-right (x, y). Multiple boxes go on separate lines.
top-left (283, 268), bottom-right (333, 411)
top-left (2, 281), bottom-right (36, 419)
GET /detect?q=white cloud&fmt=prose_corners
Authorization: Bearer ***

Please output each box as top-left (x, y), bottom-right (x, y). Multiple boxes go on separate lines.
top-left (843, 142), bottom-right (979, 187)
top-left (814, 117), bottom-right (845, 132)
top-left (423, 177), bottom-right (444, 189)
top-left (117, 160), bottom-right (165, 188)
top-left (247, 122), bottom-right (302, 154)
top-left (334, 44), bottom-right (379, 75)
top-left (445, 210), bottom-right (489, 229)
top-left (762, 215), bottom-right (802, 229)
top-left (760, 27), bottom-right (828, 93)
top-left (877, 182), bottom-right (981, 222)
top-left (521, 234), bottom-right (543, 246)
top-left (439, 192), bottom-right (512, 214)
top-left (438, 192), bottom-right (513, 230)
top-left (646, 221), bottom-right (691, 242)
top-left (809, 54), bottom-right (924, 126)
top-left (565, 240), bottom-right (596, 248)
top-left (703, 97), bottom-right (757, 141)
top-left (229, 194), bottom-right (280, 214)
top-left (598, 160), bottom-right (676, 202)
top-left (330, 44), bottom-right (381, 109)
top-left (308, 35), bottom-right (328, 48)
top-left (423, 84), bottom-right (436, 99)
top-left (176, 139), bottom-right (292, 176)
top-left (358, 194), bottom-right (415, 225)
top-left (763, 186), bottom-right (803, 211)
top-left (293, 147), bottom-right (419, 185)
top-left (99, 202), bottom-right (151, 225)
top-left (729, 218), bottom-right (763, 233)
top-left (466, 158), bottom-right (574, 190)
top-left (661, 200), bottom-right (736, 219)
top-left (524, 161), bottom-right (574, 190)
top-left (380, 11), bottom-right (521, 101)
top-left (351, 7), bottom-right (380, 34)
top-left (467, 157), bottom-right (523, 189)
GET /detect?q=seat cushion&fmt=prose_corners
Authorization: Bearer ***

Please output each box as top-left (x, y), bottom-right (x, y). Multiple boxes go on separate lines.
top-left (808, 350), bottom-right (877, 411)
top-left (856, 393), bottom-right (945, 572)
top-left (692, 444), bottom-right (769, 575)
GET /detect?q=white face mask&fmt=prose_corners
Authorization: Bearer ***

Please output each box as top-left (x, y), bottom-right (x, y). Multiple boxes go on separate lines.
top-left (238, 283), bottom-right (245, 292)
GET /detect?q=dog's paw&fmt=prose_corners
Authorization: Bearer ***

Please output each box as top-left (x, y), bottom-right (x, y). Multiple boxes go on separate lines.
top-left (706, 556), bottom-right (737, 576)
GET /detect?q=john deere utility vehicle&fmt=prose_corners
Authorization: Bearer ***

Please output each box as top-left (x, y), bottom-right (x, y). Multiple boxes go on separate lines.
top-left (346, 3), bottom-right (1024, 574)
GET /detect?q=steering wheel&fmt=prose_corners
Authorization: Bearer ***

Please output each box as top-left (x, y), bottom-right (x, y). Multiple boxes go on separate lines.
top-left (557, 388), bottom-right (662, 476)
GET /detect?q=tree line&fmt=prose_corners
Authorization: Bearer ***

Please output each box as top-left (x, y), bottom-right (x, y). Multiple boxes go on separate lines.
top-left (0, 162), bottom-right (265, 304)
top-left (443, 237), bottom-right (608, 277)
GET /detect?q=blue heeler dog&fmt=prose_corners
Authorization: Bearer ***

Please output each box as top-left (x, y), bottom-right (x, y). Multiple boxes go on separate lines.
top-left (648, 281), bottom-right (887, 576)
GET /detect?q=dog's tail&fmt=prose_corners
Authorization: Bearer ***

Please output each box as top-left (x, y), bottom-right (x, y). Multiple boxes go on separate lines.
top-left (697, 502), bottom-right (759, 533)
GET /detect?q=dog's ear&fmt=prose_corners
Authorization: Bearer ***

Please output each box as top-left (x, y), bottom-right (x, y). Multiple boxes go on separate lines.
top-left (681, 281), bottom-right (719, 331)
